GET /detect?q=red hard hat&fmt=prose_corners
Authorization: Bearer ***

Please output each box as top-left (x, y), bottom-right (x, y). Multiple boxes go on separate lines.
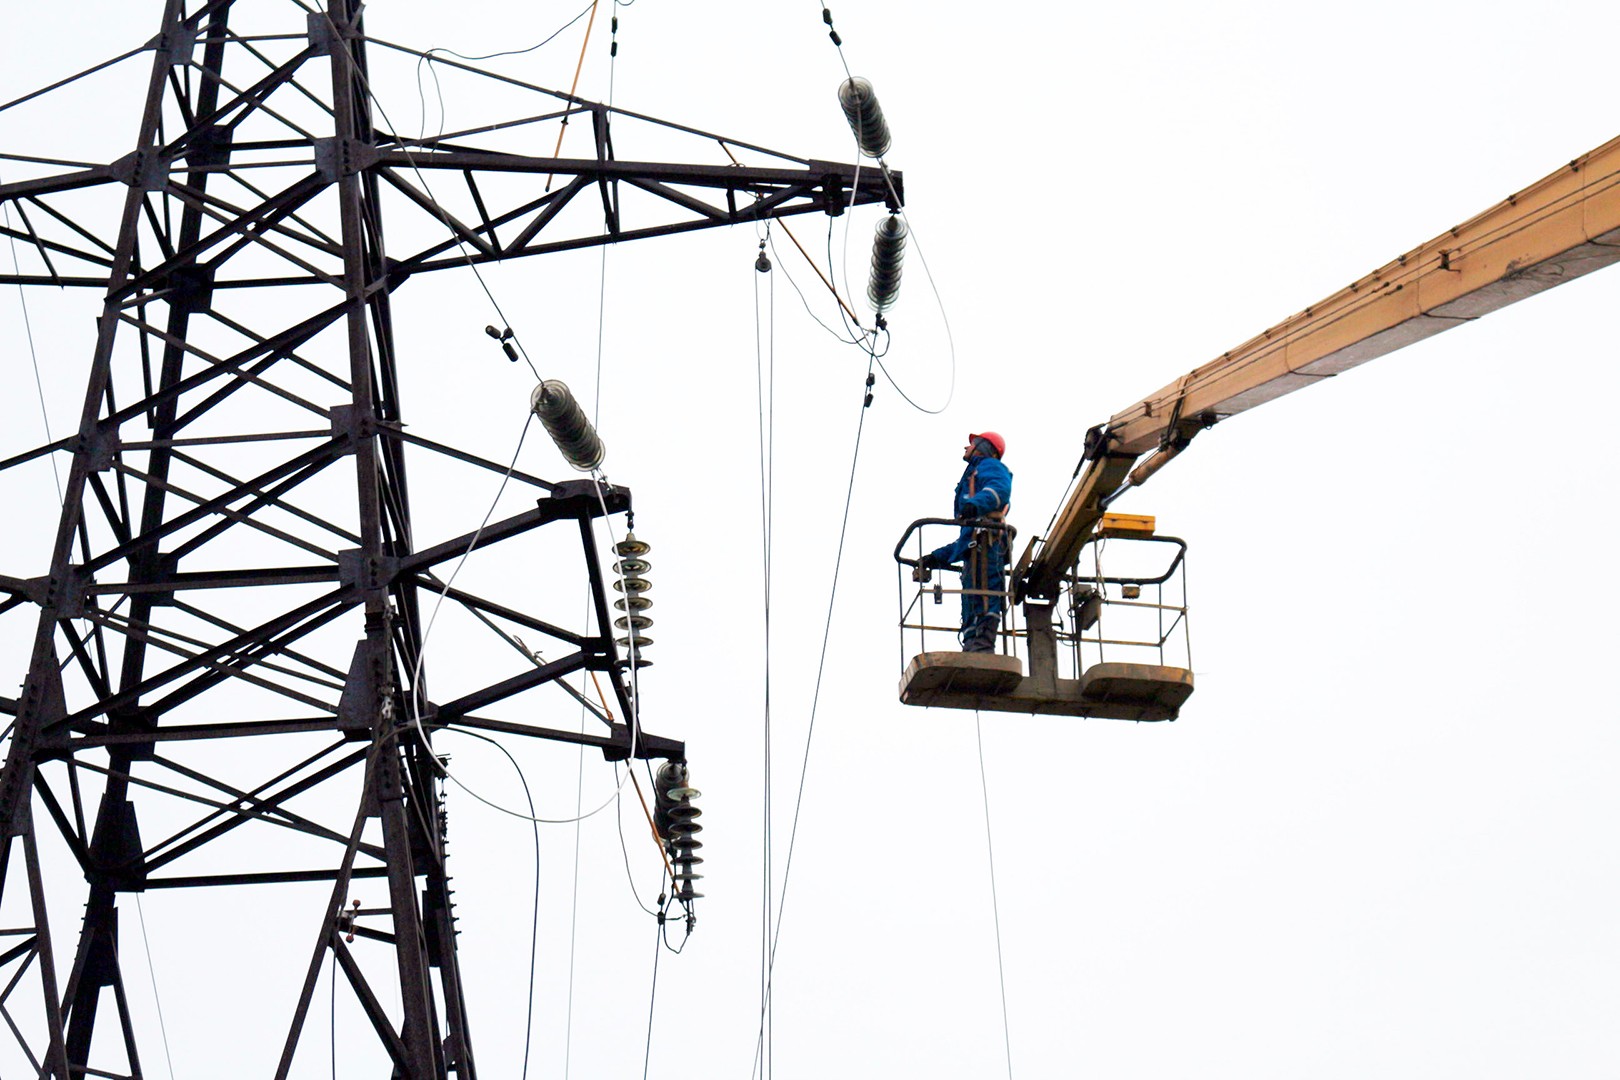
top-left (968, 431), bottom-right (1006, 457)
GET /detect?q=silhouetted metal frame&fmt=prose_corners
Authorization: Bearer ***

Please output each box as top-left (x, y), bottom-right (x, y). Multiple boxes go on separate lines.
top-left (0, 1), bottom-right (897, 1076)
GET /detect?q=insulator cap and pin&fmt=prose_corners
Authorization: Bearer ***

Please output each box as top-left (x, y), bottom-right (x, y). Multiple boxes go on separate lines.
top-left (612, 533), bottom-right (653, 650)
top-left (530, 380), bottom-right (606, 472)
top-left (654, 761), bottom-right (704, 901)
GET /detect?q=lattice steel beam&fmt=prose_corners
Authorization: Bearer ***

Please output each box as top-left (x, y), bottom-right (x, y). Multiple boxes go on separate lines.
top-left (0, 1), bottom-right (893, 1075)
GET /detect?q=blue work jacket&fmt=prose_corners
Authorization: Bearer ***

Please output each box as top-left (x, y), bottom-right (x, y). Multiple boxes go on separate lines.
top-left (929, 455), bottom-right (1013, 566)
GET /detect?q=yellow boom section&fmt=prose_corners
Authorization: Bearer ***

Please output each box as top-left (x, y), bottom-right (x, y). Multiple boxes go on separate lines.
top-left (1021, 132), bottom-right (1620, 599)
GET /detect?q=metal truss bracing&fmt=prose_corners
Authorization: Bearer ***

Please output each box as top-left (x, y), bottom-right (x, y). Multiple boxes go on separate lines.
top-left (0, 2), bottom-right (896, 1076)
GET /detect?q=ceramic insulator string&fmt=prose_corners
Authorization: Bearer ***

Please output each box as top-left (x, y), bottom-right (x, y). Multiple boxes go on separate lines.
top-left (867, 213), bottom-right (907, 312)
top-left (530, 379), bottom-right (606, 472)
top-left (654, 762), bottom-right (704, 901)
top-left (837, 76), bottom-right (891, 159)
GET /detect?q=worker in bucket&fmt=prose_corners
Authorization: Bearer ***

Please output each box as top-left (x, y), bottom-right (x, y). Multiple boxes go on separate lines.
top-left (916, 432), bottom-right (1013, 653)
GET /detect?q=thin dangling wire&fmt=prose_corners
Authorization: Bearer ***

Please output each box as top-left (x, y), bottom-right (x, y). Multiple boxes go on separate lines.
top-left (2, 174), bottom-right (63, 503)
top-left (976, 712), bottom-right (1016, 1079)
top-left (752, 354), bottom-right (876, 1080)
top-left (753, 225), bottom-right (778, 1079)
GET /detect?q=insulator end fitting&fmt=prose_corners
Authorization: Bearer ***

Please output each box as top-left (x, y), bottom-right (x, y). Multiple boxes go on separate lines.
top-left (838, 76), bottom-right (892, 160)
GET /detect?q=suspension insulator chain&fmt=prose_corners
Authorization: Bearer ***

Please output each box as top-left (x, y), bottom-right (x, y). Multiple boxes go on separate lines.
top-left (867, 212), bottom-right (907, 312)
top-left (654, 761), bottom-right (704, 901)
top-left (837, 76), bottom-right (892, 159)
top-left (613, 532), bottom-right (654, 651)
top-left (530, 379), bottom-right (606, 472)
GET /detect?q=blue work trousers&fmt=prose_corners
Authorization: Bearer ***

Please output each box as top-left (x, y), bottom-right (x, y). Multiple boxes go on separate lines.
top-left (960, 533), bottom-right (1007, 651)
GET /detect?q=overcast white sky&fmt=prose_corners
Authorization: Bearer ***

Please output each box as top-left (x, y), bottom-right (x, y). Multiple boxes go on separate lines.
top-left (2, 1), bottom-right (1618, 1077)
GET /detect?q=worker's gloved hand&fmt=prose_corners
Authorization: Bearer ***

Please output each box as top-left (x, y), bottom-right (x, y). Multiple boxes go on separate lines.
top-left (916, 553), bottom-right (940, 571)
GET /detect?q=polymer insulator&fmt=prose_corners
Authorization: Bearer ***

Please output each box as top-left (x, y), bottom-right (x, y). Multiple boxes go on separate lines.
top-left (529, 379), bottom-right (605, 472)
top-left (837, 76), bottom-right (891, 159)
top-left (867, 213), bottom-right (907, 312)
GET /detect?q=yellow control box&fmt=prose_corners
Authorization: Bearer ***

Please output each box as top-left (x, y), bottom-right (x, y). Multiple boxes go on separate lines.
top-left (1098, 512), bottom-right (1156, 539)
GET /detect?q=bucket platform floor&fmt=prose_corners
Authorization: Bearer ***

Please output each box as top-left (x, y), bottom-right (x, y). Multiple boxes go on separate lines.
top-left (899, 652), bottom-right (1193, 721)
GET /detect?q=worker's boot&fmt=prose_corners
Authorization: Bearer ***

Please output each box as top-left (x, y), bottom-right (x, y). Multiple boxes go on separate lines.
top-left (962, 615), bottom-right (999, 653)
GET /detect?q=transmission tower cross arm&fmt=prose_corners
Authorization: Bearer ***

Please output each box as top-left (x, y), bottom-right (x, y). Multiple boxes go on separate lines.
top-left (1019, 129), bottom-right (1620, 599)
top-left (0, 4), bottom-right (900, 1071)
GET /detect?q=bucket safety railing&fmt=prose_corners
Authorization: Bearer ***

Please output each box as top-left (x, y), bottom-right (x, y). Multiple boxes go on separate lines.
top-left (1057, 532), bottom-right (1192, 681)
top-left (893, 517), bottom-right (1019, 662)
top-left (895, 519), bottom-right (1190, 674)
top-left (894, 516), bottom-right (1195, 720)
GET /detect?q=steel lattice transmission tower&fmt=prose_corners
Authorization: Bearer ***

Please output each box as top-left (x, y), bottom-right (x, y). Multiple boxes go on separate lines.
top-left (0, 2), bottom-right (898, 1075)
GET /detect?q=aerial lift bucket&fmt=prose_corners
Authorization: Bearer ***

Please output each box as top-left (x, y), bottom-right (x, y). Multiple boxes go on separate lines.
top-left (893, 515), bottom-right (1195, 720)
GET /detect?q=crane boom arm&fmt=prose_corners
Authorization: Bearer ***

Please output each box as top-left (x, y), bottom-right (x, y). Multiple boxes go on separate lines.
top-left (1020, 131), bottom-right (1620, 599)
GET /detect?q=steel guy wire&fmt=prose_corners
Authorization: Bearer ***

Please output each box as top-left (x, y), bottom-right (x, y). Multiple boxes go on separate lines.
top-left (751, 355), bottom-right (876, 1080)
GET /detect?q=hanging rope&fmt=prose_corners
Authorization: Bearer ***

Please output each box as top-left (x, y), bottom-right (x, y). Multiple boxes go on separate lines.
top-left (545, 0), bottom-right (604, 191)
